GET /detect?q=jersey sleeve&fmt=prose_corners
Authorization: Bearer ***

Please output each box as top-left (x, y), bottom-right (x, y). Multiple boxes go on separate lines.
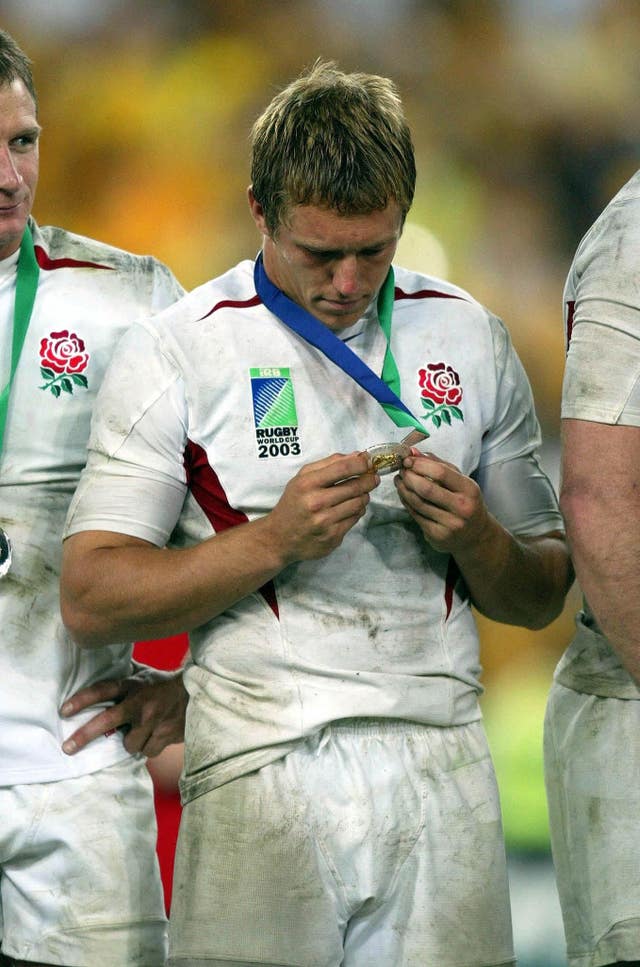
top-left (64, 321), bottom-right (188, 546)
top-left (475, 313), bottom-right (563, 536)
top-left (562, 192), bottom-right (640, 425)
top-left (476, 452), bottom-right (563, 537)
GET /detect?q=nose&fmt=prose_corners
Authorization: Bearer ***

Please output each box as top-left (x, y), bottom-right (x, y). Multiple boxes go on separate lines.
top-left (0, 145), bottom-right (22, 193)
top-left (332, 255), bottom-right (360, 296)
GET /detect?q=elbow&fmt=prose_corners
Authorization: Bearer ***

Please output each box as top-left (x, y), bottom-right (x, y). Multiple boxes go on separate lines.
top-left (522, 564), bottom-right (576, 631)
top-left (60, 593), bottom-right (116, 649)
top-left (60, 537), bottom-right (128, 648)
top-left (524, 598), bottom-right (564, 631)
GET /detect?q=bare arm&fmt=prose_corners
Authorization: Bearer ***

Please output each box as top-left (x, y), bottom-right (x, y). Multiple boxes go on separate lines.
top-left (61, 451), bottom-right (379, 647)
top-left (395, 450), bottom-right (573, 629)
top-left (560, 418), bottom-right (640, 683)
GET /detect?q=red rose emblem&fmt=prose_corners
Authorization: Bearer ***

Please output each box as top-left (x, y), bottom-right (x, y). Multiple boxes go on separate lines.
top-left (40, 330), bottom-right (89, 374)
top-left (417, 361), bottom-right (464, 431)
top-left (39, 330), bottom-right (90, 398)
top-left (419, 362), bottom-right (463, 406)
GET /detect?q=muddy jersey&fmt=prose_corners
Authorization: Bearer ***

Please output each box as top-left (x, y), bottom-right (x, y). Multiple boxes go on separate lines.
top-left (66, 259), bottom-right (562, 802)
top-left (0, 219), bottom-right (184, 784)
top-left (556, 169), bottom-right (640, 699)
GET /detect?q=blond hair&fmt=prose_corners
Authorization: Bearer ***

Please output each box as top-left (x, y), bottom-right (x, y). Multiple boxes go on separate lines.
top-left (250, 60), bottom-right (415, 233)
top-left (0, 29), bottom-right (37, 111)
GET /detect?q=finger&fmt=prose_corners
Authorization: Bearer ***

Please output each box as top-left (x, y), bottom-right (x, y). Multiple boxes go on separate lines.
top-left (135, 730), bottom-right (172, 758)
top-left (396, 472), bottom-right (453, 514)
top-left (402, 454), bottom-right (460, 489)
top-left (304, 489), bottom-right (372, 534)
top-left (60, 679), bottom-right (125, 716)
top-left (292, 470), bottom-right (377, 519)
top-left (126, 718), bottom-right (183, 757)
top-left (330, 471), bottom-right (379, 503)
top-left (122, 723), bottom-right (155, 756)
top-left (301, 451), bottom-right (372, 486)
top-left (61, 705), bottom-right (129, 755)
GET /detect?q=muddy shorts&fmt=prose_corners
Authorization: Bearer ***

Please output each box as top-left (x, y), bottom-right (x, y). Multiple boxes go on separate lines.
top-left (544, 681), bottom-right (640, 967)
top-left (169, 718), bottom-right (515, 967)
top-left (0, 756), bottom-right (167, 966)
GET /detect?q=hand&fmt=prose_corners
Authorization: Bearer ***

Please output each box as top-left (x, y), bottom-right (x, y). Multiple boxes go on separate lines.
top-left (394, 449), bottom-right (489, 554)
top-left (60, 665), bottom-right (188, 758)
top-left (266, 451), bottom-right (380, 564)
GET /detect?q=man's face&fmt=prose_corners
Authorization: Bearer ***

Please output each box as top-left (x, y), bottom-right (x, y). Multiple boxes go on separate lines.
top-left (249, 190), bottom-right (403, 331)
top-left (0, 79), bottom-right (40, 261)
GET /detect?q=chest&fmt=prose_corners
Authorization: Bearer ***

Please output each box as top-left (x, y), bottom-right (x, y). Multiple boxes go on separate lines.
top-left (1, 271), bottom-right (141, 484)
top-left (180, 310), bottom-right (496, 515)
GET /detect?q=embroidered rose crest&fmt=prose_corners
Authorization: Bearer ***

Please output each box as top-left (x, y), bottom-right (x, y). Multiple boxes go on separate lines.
top-left (418, 362), bottom-right (464, 429)
top-left (39, 330), bottom-right (89, 398)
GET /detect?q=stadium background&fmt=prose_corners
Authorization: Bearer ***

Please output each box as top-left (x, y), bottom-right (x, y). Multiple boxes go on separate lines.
top-left (2, 1), bottom-right (639, 962)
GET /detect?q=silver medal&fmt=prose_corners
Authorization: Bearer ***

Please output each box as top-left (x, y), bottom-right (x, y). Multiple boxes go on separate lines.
top-left (0, 527), bottom-right (12, 578)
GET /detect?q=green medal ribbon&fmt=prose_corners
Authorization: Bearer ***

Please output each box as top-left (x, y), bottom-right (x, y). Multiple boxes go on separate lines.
top-left (375, 267), bottom-right (423, 432)
top-left (0, 225), bottom-right (40, 453)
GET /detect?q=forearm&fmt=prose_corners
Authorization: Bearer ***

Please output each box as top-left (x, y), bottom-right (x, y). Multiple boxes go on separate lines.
top-left (561, 487), bottom-right (640, 684)
top-left (561, 419), bottom-right (640, 684)
top-left (62, 450), bottom-right (378, 648)
top-left (454, 516), bottom-right (572, 629)
top-left (61, 515), bottom-right (287, 647)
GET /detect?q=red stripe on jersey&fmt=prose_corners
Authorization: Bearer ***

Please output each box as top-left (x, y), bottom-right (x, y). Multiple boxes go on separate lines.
top-left (183, 440), bottom-right (279, 617)
top-left (199, 294), bottom-right (262, 321)
top-left (444, 556), bottom-right (461, 620)
top-left (566, 300), bottom-right (576, 349)
top-left (394, 285), bottom-right (466, 302)
top-left (34, 246), bottom-right (112, 271)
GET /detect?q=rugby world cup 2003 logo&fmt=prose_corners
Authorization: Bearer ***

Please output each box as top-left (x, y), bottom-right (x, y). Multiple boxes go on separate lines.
top-left (250, 367), bottom-right (301, 459)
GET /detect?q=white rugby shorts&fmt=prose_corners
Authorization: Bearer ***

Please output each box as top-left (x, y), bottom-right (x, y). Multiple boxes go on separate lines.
top-left (0, 756), bottom-right (167, 966)
top-left (169, 718), bottom-right (515, 967)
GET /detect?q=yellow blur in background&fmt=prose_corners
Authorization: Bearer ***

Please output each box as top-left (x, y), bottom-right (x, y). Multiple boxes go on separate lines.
top-left (3, 1), bottom-right (639, 961)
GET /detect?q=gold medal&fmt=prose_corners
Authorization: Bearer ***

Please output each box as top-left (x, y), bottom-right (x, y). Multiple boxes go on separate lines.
top-left (366, 442), bottom-right (410, 476)
top-left (0, 528), bottom-right (12, 578)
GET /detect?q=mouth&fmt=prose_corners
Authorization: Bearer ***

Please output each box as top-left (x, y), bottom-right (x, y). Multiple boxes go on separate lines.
top-left (320, 296), bottom-right (366, 314)
top-left (0, 201), bottom-right (23, 215)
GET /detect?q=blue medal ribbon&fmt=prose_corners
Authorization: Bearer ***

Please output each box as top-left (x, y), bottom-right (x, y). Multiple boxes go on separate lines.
top-left (254, 253), bottom-right (425, 435)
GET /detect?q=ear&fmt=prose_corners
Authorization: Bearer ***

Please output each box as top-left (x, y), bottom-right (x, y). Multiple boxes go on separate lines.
top-left (247, 186), bottom-right (269, 237)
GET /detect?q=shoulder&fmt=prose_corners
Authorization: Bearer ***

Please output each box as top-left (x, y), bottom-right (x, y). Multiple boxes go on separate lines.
top-left (393, 264), bottom-right (478, 305)
top-left (392, 263), bottom-right (498, 344)
top-left (31, 220), bottom-right (176, 280)
top-left (145, 259), bottom-right (259, 334)
top-left (190, 259), bottom-right (260, 317)
top-left (392, 264), bottom-right (489, 324)
top-left (569, 169), bottom-right (640, 282)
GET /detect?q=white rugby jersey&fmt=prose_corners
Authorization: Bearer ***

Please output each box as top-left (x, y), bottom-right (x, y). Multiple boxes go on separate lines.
top-left (66, 259), bottom-right (563, 802)
top-left (0, 219), bottom-right (184, 784)
top-left (556, 169), bottom-right (640, 699)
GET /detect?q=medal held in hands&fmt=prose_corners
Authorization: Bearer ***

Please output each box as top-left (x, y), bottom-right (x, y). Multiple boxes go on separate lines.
top-left (366, 441), bottom-right (410, 476)
top-left (365, 429), bottom-right (426, 476)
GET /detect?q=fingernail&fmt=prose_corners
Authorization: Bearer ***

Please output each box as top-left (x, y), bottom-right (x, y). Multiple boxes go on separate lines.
top-left (60, 702), bottom-right (72, 716)
top-left (62, 739), bottom-right (77, 755)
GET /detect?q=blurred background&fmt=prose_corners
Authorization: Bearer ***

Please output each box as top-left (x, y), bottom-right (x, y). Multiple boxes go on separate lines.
top-left (3, 0), bottom-right (639, 962)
